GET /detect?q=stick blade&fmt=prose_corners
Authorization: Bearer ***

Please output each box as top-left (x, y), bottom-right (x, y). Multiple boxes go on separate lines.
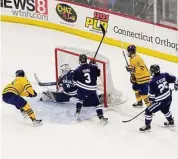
top-left (100, 24), bottom-right (106, 35)
top-left (122, 120), bottom-right (130, 123)
top-left (34, 73), bottom-right (42, 86)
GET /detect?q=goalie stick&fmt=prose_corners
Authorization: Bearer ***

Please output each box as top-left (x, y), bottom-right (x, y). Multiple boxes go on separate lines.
top-left (34, 74), bottom-right (57, 86)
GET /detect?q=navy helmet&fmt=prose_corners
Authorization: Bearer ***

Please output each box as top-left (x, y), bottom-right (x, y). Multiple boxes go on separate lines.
top-left (127, 45), bottom-right (136, 57)
top-left (79, 54), bottom-right (87, 64)
top-left (150, 64), bottom-right (160, 76)
top-left (16, 70), bottom-right (25, 77)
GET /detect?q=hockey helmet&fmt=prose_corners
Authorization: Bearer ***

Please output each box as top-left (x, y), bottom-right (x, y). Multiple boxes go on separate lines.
top-left (16, 70), bottom-right (25, 77)
top-left (60, 64), bottom-right (71, 76)
top-left (127, 45), bottom-right (136, 57)
top-left (79, 54), bottom-right (87, 64)
top-left (150, 64), bottom-right (160, 76)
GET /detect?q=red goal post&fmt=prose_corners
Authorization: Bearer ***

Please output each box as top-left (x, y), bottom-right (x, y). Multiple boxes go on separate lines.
top-left (55, 47), bottom-right (126, 107)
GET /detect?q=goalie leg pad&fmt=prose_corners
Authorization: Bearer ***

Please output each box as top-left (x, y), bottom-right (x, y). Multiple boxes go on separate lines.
top-left (41, 91), bottom-right (70, 102)
top-left (41, 91), bottom-right (56, 102)
top-left (52, 92), bottom-right (70, 102)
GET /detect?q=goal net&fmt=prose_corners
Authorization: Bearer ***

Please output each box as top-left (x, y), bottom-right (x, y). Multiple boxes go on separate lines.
top-left (55, 46), bottom-right (127, 107)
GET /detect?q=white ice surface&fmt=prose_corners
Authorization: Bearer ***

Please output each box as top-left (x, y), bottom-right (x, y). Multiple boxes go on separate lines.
top-left (1, 22), bottom-right (178, 159)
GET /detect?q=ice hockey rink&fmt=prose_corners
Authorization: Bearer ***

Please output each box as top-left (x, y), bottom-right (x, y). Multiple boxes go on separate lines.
top-left (1, 22), bottom-right (178, 159)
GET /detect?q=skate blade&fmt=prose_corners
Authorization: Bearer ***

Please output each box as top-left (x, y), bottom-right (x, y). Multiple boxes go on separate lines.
top-left (102, 122), bottom-right (108, 126)
top-left (164, 125), bottom-right (176, 128)
top-left (139, 129), bottom-right (151, 133)
top-left (75, 113), bottom-right (80, 121)
top-left (133, 106), bottom-right (144, 108)
top-left (33, 122), bottom-right (43, 127)
top-left (100, 120), bottom-right (108, 126)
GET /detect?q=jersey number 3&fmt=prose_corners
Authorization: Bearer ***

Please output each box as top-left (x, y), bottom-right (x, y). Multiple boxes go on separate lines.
top-left (84, 73), bottom-right (91, 83)
top-left (158, 81), bottom-right (168, 93)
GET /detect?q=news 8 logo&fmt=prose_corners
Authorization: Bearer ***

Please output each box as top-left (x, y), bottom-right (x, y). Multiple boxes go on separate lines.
top-left (35, 0), bottom-right (48, 15)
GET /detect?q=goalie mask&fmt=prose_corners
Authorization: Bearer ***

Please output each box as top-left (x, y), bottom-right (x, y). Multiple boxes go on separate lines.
top-left (60, 64), bottom-right (71, 76)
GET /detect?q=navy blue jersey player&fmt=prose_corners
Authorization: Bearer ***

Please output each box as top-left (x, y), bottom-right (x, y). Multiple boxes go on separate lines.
top-left (139, 64), bottom-right (178, 132)
top-left (40, 64), bottom-right (77, 102)
top-left (40, 64), bottom-right (105, 106)
top-left (73, 54), bottom-right (108, 125)
top-left (57, 64), bottom-right (77, 97)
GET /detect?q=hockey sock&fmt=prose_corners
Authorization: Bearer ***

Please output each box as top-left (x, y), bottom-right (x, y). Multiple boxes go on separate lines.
top-left (145, 114), bottom-right (152, 125)
top-left (164, 111), bottom-right (173, 122)
top-left (96, 105), bottom-right (103, 119)
top-left (22, 103), bottom-right (36, 120)
top-left (134, 91), bottom-right (142, 102)
top-left (145, 110), bottom-right (152, 125)
top-left (142, 95), bottom-right (151, 106)
top-left (76, 100), bottom-right (83, 113)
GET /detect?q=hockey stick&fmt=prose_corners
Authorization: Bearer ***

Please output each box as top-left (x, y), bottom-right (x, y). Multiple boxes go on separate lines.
top-left (122, 88), bottom-right (176, 123)
top-left (34, 74), bottom-right (57, 86)
top-left (121, 43), bottom-right (129, 66)
top-left (93, 24), bottom-right (106, 60)
top-left (122, 50), bottom-right (129, 66)
top-left (122, 108), bottom-right (146, 123)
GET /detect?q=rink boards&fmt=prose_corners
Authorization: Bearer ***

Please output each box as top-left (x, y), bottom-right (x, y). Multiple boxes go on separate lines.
top-left (1, 0), bottom-right (178, 63)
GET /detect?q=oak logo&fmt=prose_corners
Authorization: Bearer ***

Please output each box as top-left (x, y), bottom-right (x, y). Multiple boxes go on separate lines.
top-left (56, 3), bottom-right (77, 23)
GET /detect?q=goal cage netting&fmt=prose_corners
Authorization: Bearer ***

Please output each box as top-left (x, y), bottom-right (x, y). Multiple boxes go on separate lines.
top-left (55, 46), bottom-right (127, 107)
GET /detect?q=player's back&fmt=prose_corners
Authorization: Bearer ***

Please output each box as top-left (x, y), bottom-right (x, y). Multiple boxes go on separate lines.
top-left (130, 54), bottom-right (150, 84)
top-left (74, 63), bottom-right (100, 91)
top-left (149, 73), bottom-right (176, 102)
top-left (2, 77), bottom-right (33, 95)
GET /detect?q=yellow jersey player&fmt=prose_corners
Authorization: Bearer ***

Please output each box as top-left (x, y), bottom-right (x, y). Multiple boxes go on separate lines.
top-left (126, 45), bottom-right (150, 107)
top-left (2, 70), bottom-right (42, 126)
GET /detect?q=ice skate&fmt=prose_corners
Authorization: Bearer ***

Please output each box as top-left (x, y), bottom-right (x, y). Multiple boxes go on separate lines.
top-left (133, 101), bottom-right (143, 108)
top-left (139, 125), bottom-right (151, 132)
top-left (75, 109), bottom-right (81, 121)
top-left (164, 119), bottom-right (175, 127)
top-left (32, 119), bottom-right (43, 127)
top-left (100, 117), bottom-right (108, 126)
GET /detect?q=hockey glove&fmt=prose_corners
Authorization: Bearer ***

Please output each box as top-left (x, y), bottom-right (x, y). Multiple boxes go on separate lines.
top-left (130, 74), bottom-right (136, 83)
top-left (126, 65), bottom-right (135, 73)
top-left (174, 81), bottom-right (178, 91)
top-left (89, 59), bottom-right (96, 64)
top-left (28, 90), bottom-right (37, 97)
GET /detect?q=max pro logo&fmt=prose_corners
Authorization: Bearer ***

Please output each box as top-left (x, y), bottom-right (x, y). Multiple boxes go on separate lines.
top-left (85, 11), bottom-right (109, 33)
top-left (1, 0), bottom-right (48, 15)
